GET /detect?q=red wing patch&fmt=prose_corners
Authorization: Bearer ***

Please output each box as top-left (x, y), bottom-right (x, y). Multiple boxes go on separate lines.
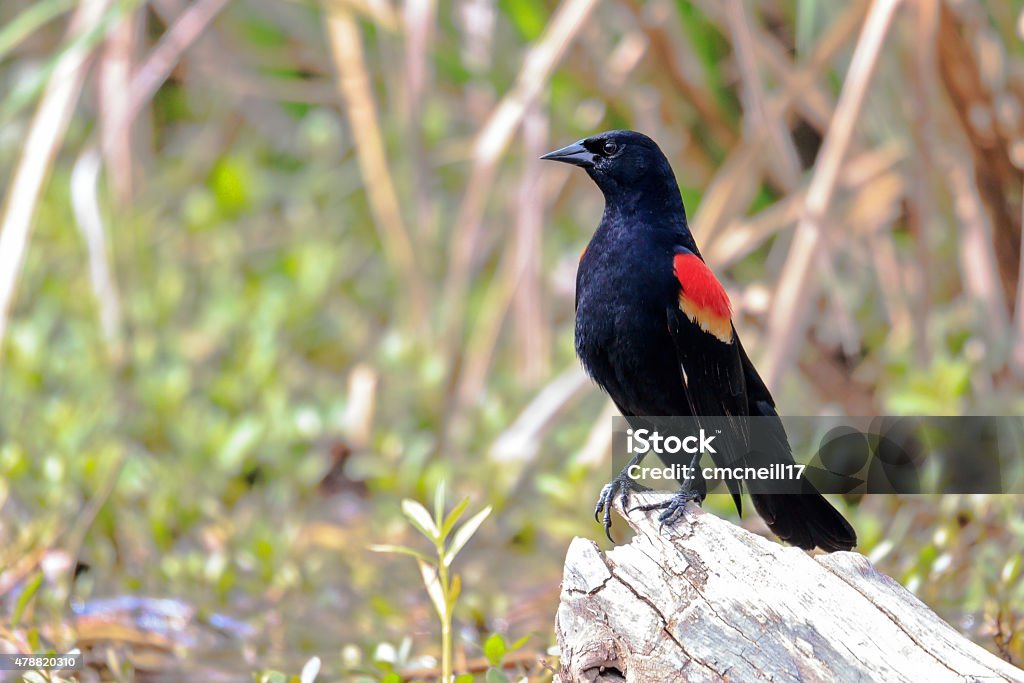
top-left (673, 252), bottom-right (733, 343)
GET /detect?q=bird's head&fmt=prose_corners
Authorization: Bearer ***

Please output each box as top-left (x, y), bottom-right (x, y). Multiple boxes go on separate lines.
top-left (540, 130), bottom-right (677, 202)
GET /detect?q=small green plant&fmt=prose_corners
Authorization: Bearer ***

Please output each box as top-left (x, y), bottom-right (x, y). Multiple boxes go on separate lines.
top-left (371, 482), bottom-right (492, 683)
top-left (481, 632), bottom-right (531, 682)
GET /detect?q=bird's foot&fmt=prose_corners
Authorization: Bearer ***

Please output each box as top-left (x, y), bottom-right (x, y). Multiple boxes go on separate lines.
top-left (632, 487), bottom-right (704, 531)
top-left (594, 474), bottom-right (651, 542)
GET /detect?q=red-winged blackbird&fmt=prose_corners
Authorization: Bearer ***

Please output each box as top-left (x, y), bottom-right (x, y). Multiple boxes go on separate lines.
top-left (542, 130), bottom-right (856, 552)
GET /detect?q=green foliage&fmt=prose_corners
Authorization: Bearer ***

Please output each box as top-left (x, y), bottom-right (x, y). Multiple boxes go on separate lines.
top-left (499, 0), bottom-right (548, 41)
top-left (372, 482), bottom-right (492, 683)
top-left (2, 0), bottom-right (1023, 675)
top-left (485, 667), bottom-right (509, 683)
top-left (11, 572), bottom-right (43, 628)
top-left (482, 633), bottom-right (506, 667)
top-left (883, 355), bottom-right (972, 414)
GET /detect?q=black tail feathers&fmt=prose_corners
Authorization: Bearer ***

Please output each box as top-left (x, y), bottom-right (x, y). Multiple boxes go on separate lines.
top-left (750, 492), bottom-right (856, 552)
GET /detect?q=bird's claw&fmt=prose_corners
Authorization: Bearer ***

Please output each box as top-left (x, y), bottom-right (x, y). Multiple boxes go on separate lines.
top-left (633, 487), bottom-right (704, 532)
top-left (594, 475), bottom-right (650, 542)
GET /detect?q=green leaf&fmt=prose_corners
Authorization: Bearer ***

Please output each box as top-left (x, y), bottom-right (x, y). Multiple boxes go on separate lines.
top-left (11, 572), bottom-right (42, 628)
top-left (795, 0), bottom-right (818, 58)
top-left (417, 559), bottom-right (447, 620)
top-left (483, 633), bottom-right (507, 666)
top-left (448, 573), bottom-right (462, 607)
top-left (485, 667), bottom-right (510, 683)
top-left (433, 480), bottom-right (447, 528)
top-left (209, 157), bottom-right (251, 216)
top-left (239, 16), bottom-right (287, 47)
top-left (509, 634), bottom-right (531, 651)
top-left (402, 499), bottom-right (440, 540)
top-left (368, 544), bottom-right (434, 565)
top-left (498, 0), bottom-right (547, 40)
top-left (219, 418), bottom-right (264, 472)
top-left (0, 0), bottom-right (74, 63)
top-left (380, 673), bottom-right (402, 683)
top-left (454, 675), bottom-right (475, 683)
top-left (441, 496), bottom-right (471, 538)
top-left (444, 505), bottom-right (492, 567)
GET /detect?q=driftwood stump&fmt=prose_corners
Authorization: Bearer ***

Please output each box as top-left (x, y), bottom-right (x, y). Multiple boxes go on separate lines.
top-left (554, 493), bottom-right (1024, 682)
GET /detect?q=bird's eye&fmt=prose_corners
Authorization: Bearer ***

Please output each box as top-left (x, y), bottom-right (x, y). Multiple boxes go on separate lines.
top-left (602, 141), bottom-right (619, 155)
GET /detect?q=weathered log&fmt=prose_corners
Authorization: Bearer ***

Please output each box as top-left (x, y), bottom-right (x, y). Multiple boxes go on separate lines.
top-left (554, 492), bottom-right (1024, 682)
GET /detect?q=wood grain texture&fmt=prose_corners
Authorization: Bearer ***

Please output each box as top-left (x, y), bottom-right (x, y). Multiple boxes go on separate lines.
top-left (554, 492), bottom-right (1024, 682)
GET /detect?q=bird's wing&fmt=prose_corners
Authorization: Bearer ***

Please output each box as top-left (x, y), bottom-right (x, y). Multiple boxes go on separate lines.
top-left (666, 246), bottom-right (748, 512)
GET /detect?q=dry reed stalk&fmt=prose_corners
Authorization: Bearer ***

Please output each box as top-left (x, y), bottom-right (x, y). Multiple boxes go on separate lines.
top-left (945, 148), bottom-right (1011, 342)
top-left (99, 8), bottom-right (138, 205)
top-left (325, 4), bottom-right (428, 331)
top-left (440, 0), bottom-right (598, 353)
top-left (1015, 185), bottom-right (1024, 375)
top-left (451, 2), bottom-right (653, 412)
top-left (749, 2), bottom-right (868, 132)
top-left (833, 160), bottom-right (907, 351)
top-left (868, 226), bottom-right (913, 343)
top-left (148, 0), bottom-right (308, 150)
top-left (489, 366), bottom-right (590, 464)
top-left (402, 0), bottom-right (437, 243)
top-left (126, 0), bottom-right (232, 130)
top-left (0, 0), bottom-right (113, 364)
top-left (620, 0), bottom-right (735, 155)
top-left (937, 3), bottom-right (1022, 304)
top-left (71, 147), bottom-right (125, 365)
top-left (572, 399), bottom-right (617, 468)
top-left (706, 145), bottom-right (904, 280)
top-left (342, 363), bottom-right (378, 450)
top-left (705, 192), bottom-right (804, 267)
top-left (512, 104), bottom-right (551, 385)
top-left (690, 143), bottom-right (765, 249)
top-left (902, 0), bottom-right (942, 367)
top-left (693, 3), bottom-right (863, 249)
top-left (452, 246), bottom-right (518, 410)
top-left (760, 0), bottom-right (904, 390)
top-left (723, 0), bottom-right (801, 189)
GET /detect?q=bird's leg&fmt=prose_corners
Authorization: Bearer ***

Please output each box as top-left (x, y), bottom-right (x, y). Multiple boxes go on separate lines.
top-left (594, 452), bottom-right (652, 542)
top-left (633, 451), bottom-right (705, 529)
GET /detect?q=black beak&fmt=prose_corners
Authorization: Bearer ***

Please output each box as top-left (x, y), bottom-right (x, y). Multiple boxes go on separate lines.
top-left (540, 141), bottom-right (593, 167)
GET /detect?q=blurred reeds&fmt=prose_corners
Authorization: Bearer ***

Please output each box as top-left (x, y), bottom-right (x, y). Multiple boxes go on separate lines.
top-left (2, 0), bottom-right (1022, 419)
top-left (1, 0), bottom-right (1023, 675)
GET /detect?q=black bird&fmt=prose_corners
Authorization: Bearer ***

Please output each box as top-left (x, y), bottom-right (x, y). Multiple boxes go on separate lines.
top-left (541, 130), bottom-right (856, 552)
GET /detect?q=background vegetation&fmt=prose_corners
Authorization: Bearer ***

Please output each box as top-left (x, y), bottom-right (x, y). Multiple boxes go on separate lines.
top-left (1, 0), bottom-right (1023, 680)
